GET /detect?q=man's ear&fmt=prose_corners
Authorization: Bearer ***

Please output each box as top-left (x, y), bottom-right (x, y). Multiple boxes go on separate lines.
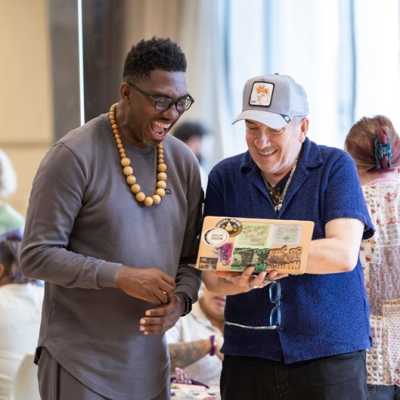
top-left (0, 264), bottom-right (5, 280)
top-left (120, 82), bottom-right (130, 100)
top-left (298, 117), bottom-right (309, 143)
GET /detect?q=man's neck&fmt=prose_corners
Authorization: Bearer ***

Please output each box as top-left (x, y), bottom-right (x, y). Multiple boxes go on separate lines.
top-left (115, 102), bottom-right (147, 148)
top-left (262, 164), bottom-right (295, 187)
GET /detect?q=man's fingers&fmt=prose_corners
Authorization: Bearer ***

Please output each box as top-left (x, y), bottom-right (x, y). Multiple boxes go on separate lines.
top-left (238, 266), bottom-right (255, 287)
top-left (140, 325), bottom-right (163, 335)
top-left (160, 272), bottom-right (175, 288)
top-left (252, 271), bottom-right (267, 288)
top-left (267, 270), bottom-right (289, 280)
top-left (136, 292), bottom-right (163, 305)
top-left (145, 304), bottom-right (169, 317)
top-left (242, 266), bottom-right (255, 277)
top-left (216, 271), bottom-right (237, 279)
top-left (159, 281), bottom-right (175, 294)
top-left (140, 315), bottom-right (172, 335)
top-left (139, 316), bottom-right (164, 335)
top-left (140, 316), bottom-right (163, 326)
top-left (151, 288), bottom-right (170, 305)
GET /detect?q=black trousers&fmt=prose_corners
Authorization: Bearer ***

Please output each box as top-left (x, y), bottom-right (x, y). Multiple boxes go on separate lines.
top-left (221, 351), bottom-right (368, 400)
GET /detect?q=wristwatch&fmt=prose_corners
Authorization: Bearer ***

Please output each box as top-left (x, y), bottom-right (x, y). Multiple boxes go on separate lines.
top-left (176, 292), bottom-right (192, 316)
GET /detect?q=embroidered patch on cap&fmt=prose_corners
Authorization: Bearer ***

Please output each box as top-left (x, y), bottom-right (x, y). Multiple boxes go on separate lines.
top-left (249, 82), bottom-right (274, 107)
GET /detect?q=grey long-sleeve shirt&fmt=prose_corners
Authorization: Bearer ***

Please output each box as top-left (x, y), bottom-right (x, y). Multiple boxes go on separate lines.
top-left (21, 114), bottom-right (202, 400)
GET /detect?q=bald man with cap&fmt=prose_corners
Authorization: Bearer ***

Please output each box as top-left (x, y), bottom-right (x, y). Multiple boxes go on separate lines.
top-left (203, 74), bottom-right (374, 400)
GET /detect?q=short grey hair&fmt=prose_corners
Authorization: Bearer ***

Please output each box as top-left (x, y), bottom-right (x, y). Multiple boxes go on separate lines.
top-left (0, 150), bottom-right (17, 198)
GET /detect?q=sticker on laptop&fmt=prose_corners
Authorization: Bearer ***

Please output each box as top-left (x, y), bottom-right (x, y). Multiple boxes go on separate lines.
top-left (249, 82), bottom-right (274, 107)
top-left (204, 228), bottom-right (229, 247)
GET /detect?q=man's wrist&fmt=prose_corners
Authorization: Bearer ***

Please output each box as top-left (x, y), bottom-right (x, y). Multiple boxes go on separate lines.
top-left (175, 292), bottom-right (192, 316)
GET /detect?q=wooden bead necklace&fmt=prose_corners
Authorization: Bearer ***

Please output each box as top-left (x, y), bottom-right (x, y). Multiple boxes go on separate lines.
top-left (108, 103), bottom-right (167, 207)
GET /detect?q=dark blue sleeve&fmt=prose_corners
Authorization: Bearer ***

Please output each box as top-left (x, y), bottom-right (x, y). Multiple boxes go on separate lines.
top-left (323, 152), bottom-right (374, 240)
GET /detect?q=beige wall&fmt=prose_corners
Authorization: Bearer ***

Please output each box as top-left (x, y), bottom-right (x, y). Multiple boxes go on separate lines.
top-left (0, 0), bottom-right (53, 214)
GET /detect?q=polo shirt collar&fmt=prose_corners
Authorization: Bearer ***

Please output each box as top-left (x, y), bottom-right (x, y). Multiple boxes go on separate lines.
top-left (239, 138), bottom-right (323, 215)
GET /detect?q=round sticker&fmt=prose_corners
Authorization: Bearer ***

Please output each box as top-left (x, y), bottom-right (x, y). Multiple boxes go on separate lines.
top-left (204, 228), bottom-right (229, 247)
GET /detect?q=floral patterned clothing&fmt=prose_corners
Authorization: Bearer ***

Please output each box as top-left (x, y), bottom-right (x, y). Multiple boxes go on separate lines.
top-left (361, 177), bottom-right (400, 387)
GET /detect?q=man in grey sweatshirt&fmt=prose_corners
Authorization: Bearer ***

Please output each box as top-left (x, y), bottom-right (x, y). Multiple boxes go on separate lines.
top-left (21, 37), bottom-right (202, 400)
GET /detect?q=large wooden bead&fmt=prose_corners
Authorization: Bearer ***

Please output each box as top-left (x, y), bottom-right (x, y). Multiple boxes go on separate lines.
top-left (121, 157), bottom-right (131, 167)
top-left (123, 166), bottom-right (133, 176)
top-left (131, 183), bottom-right (141, 193)
top-left (156, 180), bottom-right (167, 189)
top-left (156, 188), bottom-right (166, 197)
top-left (152, 194), bottom-right (161, 204)
top-left (157, 172), bottom-right (167, 181)
top-left (158, 163), bottom-right (167, 172)
top-left (136, 192), bottom-right (146, 202)
top-left (126, 175), bottom-right (136, 185)
top-left (144, 196), bottom-right (154, 207)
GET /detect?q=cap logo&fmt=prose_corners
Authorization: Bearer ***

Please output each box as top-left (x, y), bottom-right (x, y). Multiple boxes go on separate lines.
top-left (249, 82), bottom-right (274, 107)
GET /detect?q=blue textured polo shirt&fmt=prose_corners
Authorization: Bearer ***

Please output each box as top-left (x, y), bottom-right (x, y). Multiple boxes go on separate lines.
top-left (204, 138), bottom-right (374, 364)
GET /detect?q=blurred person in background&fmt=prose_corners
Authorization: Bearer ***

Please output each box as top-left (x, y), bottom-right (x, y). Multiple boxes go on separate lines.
top-left (0, 239), bottom-right (43, 400)
top-left (0, 151), bottom-right (24, 240)
top-left (167, 286), bottom-right (225, 386)
top-left (174, 121), bottom-right (209, 189)
top-left (346, 115), bottom-right (400, 400)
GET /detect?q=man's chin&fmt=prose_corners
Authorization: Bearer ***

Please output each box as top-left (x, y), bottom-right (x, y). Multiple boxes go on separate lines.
top-left (146, 130), bottom-right (170, 144)
top-left (144, 136), bottom-right (165, 146)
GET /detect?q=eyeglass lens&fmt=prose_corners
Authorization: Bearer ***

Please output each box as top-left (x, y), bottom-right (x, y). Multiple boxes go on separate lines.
top-left (154, 97), bottom-right (192, 113)
top-left (267, 281), bottom-right (282, 328)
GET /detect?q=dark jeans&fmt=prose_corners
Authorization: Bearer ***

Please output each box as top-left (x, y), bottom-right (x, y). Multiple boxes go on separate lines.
top-left (368, 385), bottom-right (400, 400)
top-left (221, 351), bottom-right (368, 400)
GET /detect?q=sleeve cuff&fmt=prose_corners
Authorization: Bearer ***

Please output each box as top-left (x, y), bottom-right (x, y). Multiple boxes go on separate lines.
top-left (97, 261), bottom-right (123, 288)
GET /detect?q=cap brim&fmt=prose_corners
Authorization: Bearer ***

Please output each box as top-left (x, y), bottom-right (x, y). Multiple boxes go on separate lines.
top-left (232, 110), bottom-right (288, 130)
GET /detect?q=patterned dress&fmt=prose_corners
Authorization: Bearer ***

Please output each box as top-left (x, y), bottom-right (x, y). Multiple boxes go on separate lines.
top-left (360, 177), bottom-right (400, 386)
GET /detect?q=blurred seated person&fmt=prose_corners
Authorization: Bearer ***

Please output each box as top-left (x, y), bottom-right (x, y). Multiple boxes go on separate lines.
top-left (0, 151), bottom-right (24, 240)
top-left (174, 121), bottom-right (209, 189)
top-left (0, 240), bottom-right (43, 400)
top-left (166, 286), bottom-right (225, 386)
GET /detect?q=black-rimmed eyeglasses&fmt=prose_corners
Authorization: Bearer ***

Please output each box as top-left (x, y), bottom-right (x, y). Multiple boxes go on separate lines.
top-left (224, 280), bottom-right (282, 331)
top-left (127, 81), bottom-right (194, 114)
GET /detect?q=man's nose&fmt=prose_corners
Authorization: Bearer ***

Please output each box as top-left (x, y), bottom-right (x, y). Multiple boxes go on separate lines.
top-left (254, 132), bottom-right (271, 148)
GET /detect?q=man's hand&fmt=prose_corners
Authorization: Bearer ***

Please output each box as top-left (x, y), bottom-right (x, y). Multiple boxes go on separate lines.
top-left (116, 266), bottom-right (175, 304)
top-left (266, 270), bottom-right (289, 282)
top-left (139, 294), bottom-right (184, 335)
top-left (203, 267), bottom-right (289, 295)
top-left (215, 266), bottom-right (268, 294)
